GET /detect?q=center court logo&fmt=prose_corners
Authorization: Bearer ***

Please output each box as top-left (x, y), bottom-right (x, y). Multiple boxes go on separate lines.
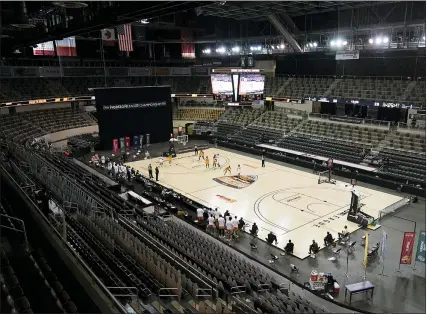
top-left (213, 175), bottom-right (258, 189)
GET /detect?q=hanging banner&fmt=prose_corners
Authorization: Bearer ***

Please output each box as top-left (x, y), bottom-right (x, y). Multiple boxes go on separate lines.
top-left (336, 50), bottom-right (359, 60)
top-left (181, 29), bottom-right (195, 59)
top-left (400, 232), bottom-right (416, 264)
top-left (363, 231), bottom-right (369, 269)
top-left (139, 134), bottom-right (144, 148)
top-left (112, 138), bottom-right (119, 152)
top-left (124, 136), bottom-right (131, 150)
top-left (119, 137), bottom-right (125, 150)
top-left (146, 134), bottom-right (150, 146)
top-left (415, 231), bottom-right (426, 263)
top-left (379, 230), bottom-right (387, 263)
top-left (133, 135), bottom-right (139, 148)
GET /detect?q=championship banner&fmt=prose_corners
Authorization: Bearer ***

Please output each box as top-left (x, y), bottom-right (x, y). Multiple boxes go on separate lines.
top-left (112, 138), bottom-right (119, 152)
top-left (133, 135), bottom-right (139, 148)
top-left (124, 136), bottom-right (131, 150)
top-left (363, 231), bottom-right (369, 269)
top-left (400, 232), bottom-right (416, 265)
top-left (139, 134), bottom-right (144, 148)
top-left (119, 137), bottom-right (125, 150)
top-left (415, 231), bottom-right (426, 263)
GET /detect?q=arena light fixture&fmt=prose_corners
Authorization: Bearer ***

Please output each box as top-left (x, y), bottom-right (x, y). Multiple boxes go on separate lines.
top-left (203, 48), bottom-right (211, 54)
top-left (280, 44), bottom-right (285, 49)
top-left (309, 43), bottom-right (313, 47)
top-left (375, 37), bottom-right (382, 44)
top-left (423, 36), bottom-right (425, 41)
top-left (140, 19), bottom-right (149, 25)
top-left (369, 38), bottom-right (374, 44)
top-left (382, 37), bottom-right (389, 44)
top-left (330, 40), bottom-right (336, 47)
top-left (231, 46), bottom-right (240, 52)
top-left (342, 40), bottom-right (348, 46)
top-left (53, 1), bottom-right (88, 8)
top-left (313, 42), bottom-right (318, 47)
top-left (216, 47), bottom-right (226, 53)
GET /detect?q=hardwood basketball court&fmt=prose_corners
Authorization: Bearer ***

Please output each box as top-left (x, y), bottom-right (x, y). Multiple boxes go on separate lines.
top-left (126, 148), bottom-right (402, 259)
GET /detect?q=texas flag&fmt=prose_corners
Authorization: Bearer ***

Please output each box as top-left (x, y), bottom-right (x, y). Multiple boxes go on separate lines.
top-left (33, 41), bottom-right (55, 56)
top-left (55, 37), bottom-right (77, 56)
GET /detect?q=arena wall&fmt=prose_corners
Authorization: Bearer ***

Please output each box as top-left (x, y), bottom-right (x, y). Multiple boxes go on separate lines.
top-left (41, 125), bottom-right (99, 143)
top-left (275, 101), bottom-right (313, 112)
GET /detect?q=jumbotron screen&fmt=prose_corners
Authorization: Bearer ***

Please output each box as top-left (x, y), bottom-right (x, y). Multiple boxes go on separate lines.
top-left (239, 74), bottom-right (265, 95)
top-left (211, 74), bottom-right (233, 95)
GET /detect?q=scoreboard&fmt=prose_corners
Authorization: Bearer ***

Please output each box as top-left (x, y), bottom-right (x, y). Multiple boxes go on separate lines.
top-left (211, 69), bottom-right (264, 102)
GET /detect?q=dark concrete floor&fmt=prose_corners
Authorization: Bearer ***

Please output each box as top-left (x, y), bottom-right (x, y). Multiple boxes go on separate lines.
top-left (85, 140), bottom-right (426, 314)
top-left (217, 145), bottom-right (426, 314)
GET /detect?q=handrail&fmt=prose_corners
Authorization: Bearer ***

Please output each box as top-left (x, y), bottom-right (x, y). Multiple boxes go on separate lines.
top-left (196, 288), bottom-right (214, 298)
top-left (106, 286), bottom-right (139, 297)
top-left (0, 163), bottom-right (128, 314)
top-left (257, 283), bottom-right (270, 292)
top-left (279, 282), bottom-right (290, 292)
top-left (119, 215), bottom-right (218, 296)
top-left (230, 285), bottom-right (246, 295)
top-left (0, 214), bottom-right (28, 245)
top-left (158, 287), bottom-right (179, 298)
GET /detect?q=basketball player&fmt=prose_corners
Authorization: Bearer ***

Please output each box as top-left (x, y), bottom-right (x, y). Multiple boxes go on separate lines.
top-left (148, 164), bottom-right (153, 179)
top-left (216, 153), bottom-right (221, 168)
top-left (194, 145), bottom-right (198, 156)
top-left (168, 154), bottom-right (172, 166)
top-left (199, 150), bottom-right (205, 160)
top-left (196, 207), bottom-right (204, 221)
top-left (232, 216), bottom-right (239, 235)
top-left (207, 215), bottom-right (215, 233)
top-left (225, 216), bottom-right (234, 239)
top-left (224, 165), bottom-right (231, 175)
top-left (217, 215), bottom-right (226, 237)
top-left (261, 154), bottom-right (265, 167)
top-left (159, 156), bottom-right (164, 166)
top-left (205, 156), bottom-right (210, 168)
top-left (237, 164), bottom-right (241, 177)
top-left (212, 155), bottom-right (217, 168)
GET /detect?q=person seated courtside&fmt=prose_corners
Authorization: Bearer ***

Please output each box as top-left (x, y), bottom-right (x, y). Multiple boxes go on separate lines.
top-left (324, 232), bottom-right (335, 247)
top-left (285, 240), bottom-right (294, 255)
top-left (338, 225), bottom-right (349, 239)
top-left (266, 231), bottom-right (278, 245)
top-left (250, 222), bottom-right (259, 237)
top-left (309, 240), bottom-right (319, 255)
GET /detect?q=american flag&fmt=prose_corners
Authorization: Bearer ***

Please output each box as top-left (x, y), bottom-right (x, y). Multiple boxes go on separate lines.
top-left (117, 24), bottom-right (133, 51)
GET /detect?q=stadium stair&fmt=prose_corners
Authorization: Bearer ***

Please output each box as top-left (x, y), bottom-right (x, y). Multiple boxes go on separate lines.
top-left (322, 78), bottom-right (342, 97)
top-left (274, 77), bottom-right (294, 96)
top-left (399, 80), bottom-right (417, 101)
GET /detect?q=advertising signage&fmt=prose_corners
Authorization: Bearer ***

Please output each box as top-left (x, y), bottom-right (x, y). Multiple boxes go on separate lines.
top-left (305, 96), bottom-right (420, 109)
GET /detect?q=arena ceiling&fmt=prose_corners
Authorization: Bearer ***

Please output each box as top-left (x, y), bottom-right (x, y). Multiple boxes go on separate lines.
top-left (0, 1), bottom-right (204, 51)
top-left (199, 1), bottom-right (393, 21)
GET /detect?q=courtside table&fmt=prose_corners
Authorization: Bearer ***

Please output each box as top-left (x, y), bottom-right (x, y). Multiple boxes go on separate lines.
top-left (345, 281), bottom-right (375, 305)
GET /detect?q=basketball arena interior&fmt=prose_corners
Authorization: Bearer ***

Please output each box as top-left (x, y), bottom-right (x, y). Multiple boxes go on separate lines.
top-left (0, 1), bottom-right (426, 314)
